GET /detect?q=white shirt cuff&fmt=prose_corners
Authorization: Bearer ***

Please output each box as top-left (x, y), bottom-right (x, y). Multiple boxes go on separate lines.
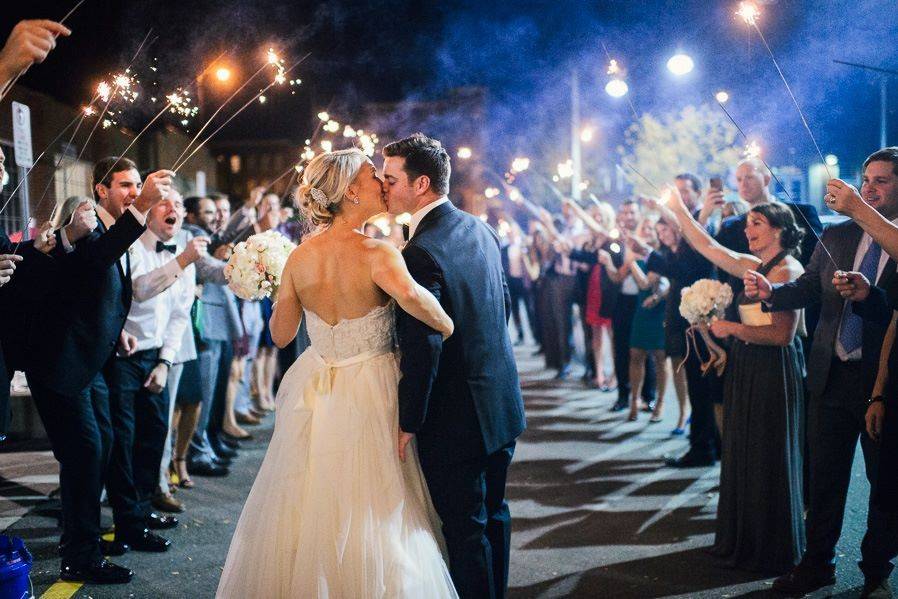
top-left (159, 347), bottom-right (176, 363)
top-left (127, 204), bottom-right (147, 226)
top-left (59, 227), bottom-right (75, 253)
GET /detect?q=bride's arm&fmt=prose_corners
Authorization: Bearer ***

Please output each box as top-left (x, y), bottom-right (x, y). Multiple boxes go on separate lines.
top-left (369, 241), bottom-right (454, 339)
top-left (270, 251), bottom-right (304, 348)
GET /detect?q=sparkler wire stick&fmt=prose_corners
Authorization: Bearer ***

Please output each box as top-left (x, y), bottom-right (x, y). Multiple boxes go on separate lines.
top-left (0, 0), bottom-right (89, 101)
top-left (714, 99), bottom-right (838, 268)
top-left (15, 30), bottom-right (155, 239)
top-left (0, 110), bottom-right (85, 216)
top-left (169, 60), bottom-right (270, 170)
top-left (96, 100), bottom-right (176, 186)
top-left (749, 22), bottom-right (832, 179)
top-left (174, 56), bottom-right (308, 173)
top-left (617, 161), bottom-right (661, 194)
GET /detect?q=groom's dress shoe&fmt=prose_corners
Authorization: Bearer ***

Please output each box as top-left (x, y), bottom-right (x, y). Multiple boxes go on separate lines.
top-left (772, 562), bottom-right (836, 595)
top-left (664, 452), bottom-right (715, 468)
top-left (118, 529), bottom-right (171, 552)
top-left (60, 560), bottom-right (133, 584)
top-left (146, 512), bottom-right (179, 530)
top-left (99, 538), bottom-right (129, 557)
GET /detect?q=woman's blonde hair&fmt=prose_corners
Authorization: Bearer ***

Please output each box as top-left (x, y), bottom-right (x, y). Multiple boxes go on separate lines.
top-left (297, 148), bottom-right (367, 226)
top-left (52, 196), bottom-right (95, 229)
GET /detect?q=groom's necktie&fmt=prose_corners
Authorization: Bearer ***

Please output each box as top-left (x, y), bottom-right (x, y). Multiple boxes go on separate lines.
top-left (838, 240), bottom-right (881, 355)
top-left (402, 224), bottom-right (410, 242)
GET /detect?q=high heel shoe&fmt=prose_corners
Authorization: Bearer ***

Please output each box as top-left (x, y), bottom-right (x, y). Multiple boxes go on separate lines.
top-left (172, 458), bottom-right (194, 489)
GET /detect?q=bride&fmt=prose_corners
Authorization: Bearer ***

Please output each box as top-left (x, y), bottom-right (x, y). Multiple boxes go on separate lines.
top-left (216, 148), bottom-right (458, 598)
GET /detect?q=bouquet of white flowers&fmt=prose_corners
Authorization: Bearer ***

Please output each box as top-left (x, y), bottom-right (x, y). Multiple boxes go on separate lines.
top-left (677, 278), bottom-right (734, 376)
top-left (679, 279), bottom-right (734, 324)
top-left (224, 230), bottom-right (296, 300)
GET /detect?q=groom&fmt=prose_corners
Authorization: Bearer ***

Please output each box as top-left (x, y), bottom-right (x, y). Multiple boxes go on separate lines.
top-left (383, 134), bottom-right (526, 599)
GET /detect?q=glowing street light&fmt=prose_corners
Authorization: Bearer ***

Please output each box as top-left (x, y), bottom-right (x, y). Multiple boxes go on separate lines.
top-left (557, 160), bottom-right (574, 179)
top-left (667, 53), bottom-right (695, 76)
top-left (457, 147), bottom-right (472, 159)
top-left (580, 127), bottom-right (594, 143)
top-left (715, 90), bottom-right (730, 104)
top-left (484, 187), bottom-right (500, 198)
top-left (605, 78), bottom-right (629, 98)
top-left (215, 67), bottom-right (232, 82)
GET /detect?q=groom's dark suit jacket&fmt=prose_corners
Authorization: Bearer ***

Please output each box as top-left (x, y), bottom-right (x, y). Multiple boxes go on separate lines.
top-left (26, 210), bottom-right (145, 396)
top-left (397, 201), bottom-right (526, 465)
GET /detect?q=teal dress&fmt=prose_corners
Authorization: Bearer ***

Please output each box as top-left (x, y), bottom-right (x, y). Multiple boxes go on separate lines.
top-left (629, 260), bottom-right (666, 351)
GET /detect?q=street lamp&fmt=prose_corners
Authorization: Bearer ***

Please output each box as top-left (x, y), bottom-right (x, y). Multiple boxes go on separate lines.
top-left (715, 90), bottom-right (730, 104)
top-left (215, 67), bottom-right (232, 82)
top-left (667, 53), bottom-right (695, 76)
top-left (457, 147), bottom-right (472, 159)
top-left (605, 78), bottom-right (629, 98)
top-left (580, 126), bottom-right (594, 143)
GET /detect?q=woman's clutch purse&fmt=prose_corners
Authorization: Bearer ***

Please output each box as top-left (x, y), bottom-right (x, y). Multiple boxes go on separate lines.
top-left (738, 302), bottom-right (773, 327)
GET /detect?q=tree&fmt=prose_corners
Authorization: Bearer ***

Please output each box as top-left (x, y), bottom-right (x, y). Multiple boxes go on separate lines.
top-left (619, 103), bottom-right (742, 197)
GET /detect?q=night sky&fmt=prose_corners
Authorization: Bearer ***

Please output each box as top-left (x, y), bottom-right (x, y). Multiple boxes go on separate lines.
top-left (2, 0), bottom-right (897, 177)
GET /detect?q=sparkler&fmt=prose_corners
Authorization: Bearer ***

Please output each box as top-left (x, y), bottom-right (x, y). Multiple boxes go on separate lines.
top-left (173, 55), bottom-right (307, 173)
top-left (616, 162), bottom-right (661, 194)
top-left (714, 98), bottom-right (838, 268)
top-left (738, 1), bottom-right (832, 178)
top-left (0, 0), bottom-right (88, 102)
top-left (601, 42), bottom-right (639, 120)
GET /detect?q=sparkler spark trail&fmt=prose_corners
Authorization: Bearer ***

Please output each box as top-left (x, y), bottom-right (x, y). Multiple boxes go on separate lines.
top-left (97, 97), bottom-right (179, 186)
top-left (15, 30), bottom-right (156, 239)
top-left (0, 0), bottom-right (89, 101)
top-left (741, 4), bottom-right (833, 179)
top-left (173, 56), bottom-right (309, 173)
top-left (617, 162), bottom-right (661, 194)
top-left (714, 99), bottom-right (838, 268)
top-left (600, 41), bottom-right (639, 122)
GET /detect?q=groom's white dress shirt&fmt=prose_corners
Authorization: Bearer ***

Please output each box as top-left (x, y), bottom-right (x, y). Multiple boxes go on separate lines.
top-left (123, 229), bottom-right (192, 363)
top-left (408, 197), bottom-right (450, 240)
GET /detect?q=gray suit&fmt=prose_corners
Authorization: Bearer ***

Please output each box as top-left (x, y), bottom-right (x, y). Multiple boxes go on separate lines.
top-left (766, 220), bottom-right (898, 580)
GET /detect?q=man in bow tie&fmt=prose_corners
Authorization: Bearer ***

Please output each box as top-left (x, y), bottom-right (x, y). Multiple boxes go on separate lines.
top-left (104, 189), bottom-right (207, 554)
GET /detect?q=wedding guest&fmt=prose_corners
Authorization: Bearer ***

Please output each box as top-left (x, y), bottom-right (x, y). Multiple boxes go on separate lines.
top-left (563, 199), bottom-right (617, 390)
top-left (644, 174), bottom-right (719, 464)
top-left (105, 190), bottom-right (205, 554)
top-left (744, 147), bottom-right (898, 596)
top-left (670, 188), bottom-right (807, 574)
top-left (254, 297), bottom-right (278, 413)
top-left (27, 156), bottom-right (171, 584)
top-left (182, 197), bottom-right (242, 477)
top-left (617, 216), bottom-right (669, 422)
top-left (503, 221), bottom-right (531, 345)
top-left (225, 298), bottom-right (264, 439)
top-left (611, 199), bottom-right (656, 411)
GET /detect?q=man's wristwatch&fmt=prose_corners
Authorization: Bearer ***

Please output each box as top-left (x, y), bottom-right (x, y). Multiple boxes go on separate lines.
top-left (157, 358), bottom-right (173, 369)
top-left (868, 395), bottom-right (885, 406)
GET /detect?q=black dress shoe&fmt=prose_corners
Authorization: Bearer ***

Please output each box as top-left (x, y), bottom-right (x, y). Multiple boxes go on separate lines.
top-left (146, 512), bottom-right (179, 530)
top-left (118, 529), bottom-right (171, 552)
top-left (213, 455), bottom-right (233, 467)
top-left (772, 563), bottom-right (836, 595)
top-left (664, 452), bottom-right (715, 468)
top-left (214, 434), bottom-right (240, 450)
top-left (210, 439), bottom-right (238, 458)
top-left (99, 539), bottom-right (129, 557)
top-left (60, 559), bottom-right (133, 584)
top-left (188, 460), bottom-right (230, 477)
top-left (610, 399), bottom-right (628, 412)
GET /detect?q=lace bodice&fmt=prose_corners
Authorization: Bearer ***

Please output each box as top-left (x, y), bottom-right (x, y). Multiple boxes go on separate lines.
top-left (304, 302), bottom-right (396, 362)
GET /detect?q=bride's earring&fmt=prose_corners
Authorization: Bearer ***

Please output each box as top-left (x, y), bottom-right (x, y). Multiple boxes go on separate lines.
top-left (348, 195), bottom-right (360, 205)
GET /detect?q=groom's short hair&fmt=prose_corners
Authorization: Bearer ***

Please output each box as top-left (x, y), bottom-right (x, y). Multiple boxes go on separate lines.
top-left (382, 133), bottom-right (451, 195)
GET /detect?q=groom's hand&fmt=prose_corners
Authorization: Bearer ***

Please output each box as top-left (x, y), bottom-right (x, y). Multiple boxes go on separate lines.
top-left (398, 430), bottom-right (414, 462)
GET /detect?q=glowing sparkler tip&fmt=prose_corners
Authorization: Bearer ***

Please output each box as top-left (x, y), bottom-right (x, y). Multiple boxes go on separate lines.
top-left (484, 187), bottom-right (500, 199)
top-left (510, 157), bottom-right (530, 173)
top-left (317, 111), bottom-right (330, 121)
top-left (736, 1), bottom-right (760, 25)
top-left (743, 140), bottom-right (762, 159)
top-left (83, 105), bottom-right (96, 116)
top-left (606, 59), bottom-right (621, 76)
top-left (267, 48), bottom-right (279, 64)
top-left (97, 81), bottom-right (112, 102)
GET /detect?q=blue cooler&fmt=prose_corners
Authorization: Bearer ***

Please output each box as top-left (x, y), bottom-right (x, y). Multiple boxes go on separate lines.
top-left (0, 536), bottom-right (32, 599)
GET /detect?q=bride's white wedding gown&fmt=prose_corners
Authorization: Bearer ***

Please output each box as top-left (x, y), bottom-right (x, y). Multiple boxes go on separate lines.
top-left (216, 303), bottom-right (457, 598)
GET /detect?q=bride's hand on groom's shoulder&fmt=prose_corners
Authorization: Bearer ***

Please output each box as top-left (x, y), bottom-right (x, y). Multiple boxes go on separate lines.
top-left (398, 430), bottom-right (414, 462)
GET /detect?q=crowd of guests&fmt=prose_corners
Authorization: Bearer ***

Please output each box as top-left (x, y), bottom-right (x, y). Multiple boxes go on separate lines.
top-left (498, 151), bottom-right (898, 597)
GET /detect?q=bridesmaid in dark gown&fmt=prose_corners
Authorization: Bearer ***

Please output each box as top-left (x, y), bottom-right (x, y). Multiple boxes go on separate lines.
top-left (666, 189), bottom-right (807, 573)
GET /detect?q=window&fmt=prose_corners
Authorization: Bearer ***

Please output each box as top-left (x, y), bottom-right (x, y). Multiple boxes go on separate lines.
top-left (53, 156), bottom-right (92, 204)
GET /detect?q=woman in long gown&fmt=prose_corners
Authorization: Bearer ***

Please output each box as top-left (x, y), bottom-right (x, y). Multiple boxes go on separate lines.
top-left (666, 187), bottom-right (807, 574)
top-left (217, 149), bottom-right (458, 598)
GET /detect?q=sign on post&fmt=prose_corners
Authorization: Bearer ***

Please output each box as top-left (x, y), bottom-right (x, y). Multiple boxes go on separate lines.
top-left (11, 102), bottom-right (33, 169)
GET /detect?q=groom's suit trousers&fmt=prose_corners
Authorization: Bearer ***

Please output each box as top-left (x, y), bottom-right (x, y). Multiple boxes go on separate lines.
top-left (421, 442), bottom-right (515, 599)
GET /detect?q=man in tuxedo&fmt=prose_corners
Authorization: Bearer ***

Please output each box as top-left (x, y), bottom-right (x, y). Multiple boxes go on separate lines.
top-left (383, 134), bottom-right (526, 599)
top-left (26, 157), bottom-right (172, 584)
top-left (746, 149), bottom-right (898, 597)
top-left (0, 18), bottom-right (71, 439)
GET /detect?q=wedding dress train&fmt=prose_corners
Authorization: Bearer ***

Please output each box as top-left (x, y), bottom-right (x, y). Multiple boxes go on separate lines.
top-left (217, 303), bottom-right (457, 598)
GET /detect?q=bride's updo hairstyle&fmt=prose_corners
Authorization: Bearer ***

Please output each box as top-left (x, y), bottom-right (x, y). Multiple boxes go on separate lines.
top-left (297, 148), bottom-right (367, 227)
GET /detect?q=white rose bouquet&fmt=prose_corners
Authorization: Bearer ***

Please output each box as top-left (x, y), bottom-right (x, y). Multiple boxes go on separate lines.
top-left (677, 278), bottom-right (734, 376)
top-left (679, 279), bottom-right (733, 324)
top-left (224, 230), bottom-right (296, 300)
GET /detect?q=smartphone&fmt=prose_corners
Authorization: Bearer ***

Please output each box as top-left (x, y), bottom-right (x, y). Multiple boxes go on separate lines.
top-left (709, 176), bottom-right (724, 192)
